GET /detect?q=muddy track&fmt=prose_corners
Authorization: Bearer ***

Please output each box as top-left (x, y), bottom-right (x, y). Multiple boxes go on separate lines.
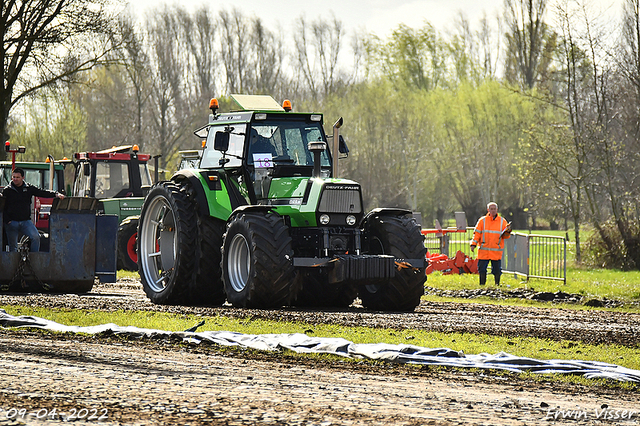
top-left (1, 278), bottom-right (639, 347)
top-left (1, 279), bottom-right (639, 425)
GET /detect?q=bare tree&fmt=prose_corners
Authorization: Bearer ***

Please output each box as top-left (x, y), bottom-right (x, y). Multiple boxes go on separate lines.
top-left (503, 0), bottom-right (552, 89)
top-left (0, 0), bottom-right (117, 159)
top-left (145, 5), bottom-right (193, 169)
top-left (250, 18), bottom-right (286, 97)
top-left (294, 15), bottom-right (347, 99)
top-left (183, 6), bottom-right (218, 102)
top-left (219, 8), bottom-right (251, 94)
top-left (620, 0), bottom-right (640, 136)
top-left (116, 13), bottom-right (152, 150)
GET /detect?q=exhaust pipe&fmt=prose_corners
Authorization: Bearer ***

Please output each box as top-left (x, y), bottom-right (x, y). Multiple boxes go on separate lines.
top-left (47, 155), bottom-right (55, 191)
top-left (308, 141), bottom-right (326, 179)
top-left (332, 117), bottom-right (343, 178)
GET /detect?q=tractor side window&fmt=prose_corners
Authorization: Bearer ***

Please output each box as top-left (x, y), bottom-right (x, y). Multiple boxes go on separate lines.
top-left (139, 163), bottom-right (152, 187)
top-left (96, 162), bottom-right (130, 198)
top-left (73, 164), bottom-right (92, 197)
top-left (201, 125), bottom-right (245, 168)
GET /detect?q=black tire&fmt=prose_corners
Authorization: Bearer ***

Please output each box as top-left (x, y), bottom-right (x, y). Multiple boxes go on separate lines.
top-left (137, 181), bottom-right (197, 305)
top-left (221, 212), bottom-right (295, 308)
top-left (117, 217), bottom-right (139, 271)
top-left (191, 215), bottom-right (226, 306)
top-left (294, 270), bottom-right (358, 308)
top-left (359, 213), bottom-right (426, 311)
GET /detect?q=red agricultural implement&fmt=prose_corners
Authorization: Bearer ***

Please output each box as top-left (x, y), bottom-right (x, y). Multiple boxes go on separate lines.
top-left (422, 212), bottom-right (479, 275)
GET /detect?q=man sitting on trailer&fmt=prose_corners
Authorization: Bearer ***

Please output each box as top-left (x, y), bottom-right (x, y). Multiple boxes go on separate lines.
top-left (1, 167), bottom-right (65, 252)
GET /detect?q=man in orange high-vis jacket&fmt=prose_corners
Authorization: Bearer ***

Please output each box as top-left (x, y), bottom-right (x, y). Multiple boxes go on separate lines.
top-left (470, 202), bottom-right (512, 285)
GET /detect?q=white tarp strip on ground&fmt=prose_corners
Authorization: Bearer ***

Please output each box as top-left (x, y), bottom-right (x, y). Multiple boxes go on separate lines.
top-left (1, 309), bottom-right (638, 382)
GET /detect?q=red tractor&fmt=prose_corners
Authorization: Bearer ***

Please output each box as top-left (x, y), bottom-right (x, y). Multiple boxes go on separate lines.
top-left (71, 145), bottom-right (157, 271)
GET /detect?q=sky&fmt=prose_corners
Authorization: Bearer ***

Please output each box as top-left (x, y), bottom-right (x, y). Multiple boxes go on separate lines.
top-left (126, 0), bottom-right (624, 37)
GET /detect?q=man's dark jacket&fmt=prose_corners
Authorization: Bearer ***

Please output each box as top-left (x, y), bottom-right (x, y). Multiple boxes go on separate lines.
top-left (1, 182), bottom-right (57, 223)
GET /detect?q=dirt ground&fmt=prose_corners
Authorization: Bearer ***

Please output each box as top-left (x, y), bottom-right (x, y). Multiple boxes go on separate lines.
top-left (0, 279), bottom-right (639, 425)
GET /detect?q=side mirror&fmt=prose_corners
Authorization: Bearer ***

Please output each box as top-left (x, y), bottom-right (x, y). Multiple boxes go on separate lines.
top-left (338, 135), bottom-right (349, 158)
top-left (214, 131), bottom-right (230, 152)
top-left (83, 163), bottom-right (91, 176)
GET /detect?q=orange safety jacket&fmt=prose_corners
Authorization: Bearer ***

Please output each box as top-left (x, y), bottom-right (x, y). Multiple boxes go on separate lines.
top-left (471, 214), bottom-right (511, 260)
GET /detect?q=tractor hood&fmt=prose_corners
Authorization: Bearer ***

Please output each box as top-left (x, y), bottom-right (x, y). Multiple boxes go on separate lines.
top-left (267, 177), bottom-right (364, 227)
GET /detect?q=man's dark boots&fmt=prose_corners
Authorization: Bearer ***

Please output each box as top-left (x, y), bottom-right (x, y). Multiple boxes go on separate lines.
top-left (495, 275), bottom-right (501, 286)
top-left (479, 273), bottom-right (487, 286)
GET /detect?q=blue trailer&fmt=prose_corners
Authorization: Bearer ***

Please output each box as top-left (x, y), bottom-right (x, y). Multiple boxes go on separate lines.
top-left (0, 197), bottom-right (118, 293)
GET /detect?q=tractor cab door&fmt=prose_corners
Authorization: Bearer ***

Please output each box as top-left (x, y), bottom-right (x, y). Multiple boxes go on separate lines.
top-left (73, 162), bottom-right (93, 197)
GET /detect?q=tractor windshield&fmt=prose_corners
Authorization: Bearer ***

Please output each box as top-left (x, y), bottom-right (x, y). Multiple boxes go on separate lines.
top-left (247, 120), bottom-right (330, 167)
top-left (95, 162), bottom-right (130, 198)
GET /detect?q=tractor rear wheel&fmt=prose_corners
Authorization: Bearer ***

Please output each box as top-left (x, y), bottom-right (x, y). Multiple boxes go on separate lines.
top-left (360, 213), bottom-right (426, 311)
top-left (221, 212), bottom-right (295, 308)
top-left (138, 182), bottom-right (197, 305)
top-left (192, 215), bottom-right (226, 306)
top-left (117, 216), bottom-right (139, 271)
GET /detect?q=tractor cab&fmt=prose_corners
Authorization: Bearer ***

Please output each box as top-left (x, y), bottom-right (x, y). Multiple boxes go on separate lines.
top-left (71, 145), bottom-right (155, 271)
top-left (196, 95), bottom-right (333, 203)
top-left (72, 145), bottom-right (152, 201)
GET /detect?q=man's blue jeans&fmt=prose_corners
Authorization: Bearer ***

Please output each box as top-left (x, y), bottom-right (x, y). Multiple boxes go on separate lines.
top-left (478, 259), bottom-right (501, 285)
top-left (5, 220), bottom-right (40, 252)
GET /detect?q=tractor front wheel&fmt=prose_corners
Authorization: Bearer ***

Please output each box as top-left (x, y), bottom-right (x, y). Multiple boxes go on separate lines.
top-left (222, 212), bottom-right (295, 308)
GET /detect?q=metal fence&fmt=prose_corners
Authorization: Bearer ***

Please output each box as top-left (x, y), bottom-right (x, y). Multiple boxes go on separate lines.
top-left (503, 233), bottom-right (567, 283)
top-left (425, 228), bottom-right (567, 283)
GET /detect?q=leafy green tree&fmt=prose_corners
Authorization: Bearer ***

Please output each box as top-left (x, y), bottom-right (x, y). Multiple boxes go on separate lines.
top-left (365, 23), bottom-right (447, 91)
top-left (9, 89), bottom-right (86, 161)
top-left (429, 81), bottom-right (539, 225)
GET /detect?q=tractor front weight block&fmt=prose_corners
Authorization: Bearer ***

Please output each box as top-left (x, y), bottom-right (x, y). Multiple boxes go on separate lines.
top-left (294, 255), bottom-right (407, 284)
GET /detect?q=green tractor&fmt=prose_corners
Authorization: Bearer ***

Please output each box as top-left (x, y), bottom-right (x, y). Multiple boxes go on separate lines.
top-left (137, 95), bottom-right (426, 311)
top-left (72, 146), bottom-right (155, 271)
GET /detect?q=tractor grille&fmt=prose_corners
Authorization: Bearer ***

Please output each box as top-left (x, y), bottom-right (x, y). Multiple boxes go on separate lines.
top-left (318, 184), bottom-right (362, 213)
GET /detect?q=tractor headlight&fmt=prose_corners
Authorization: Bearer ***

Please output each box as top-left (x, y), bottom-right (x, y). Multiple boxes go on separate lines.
top-left (319, 214), bottom-right (330, 225)
top-left (346, 215), bottom-right (356, 226)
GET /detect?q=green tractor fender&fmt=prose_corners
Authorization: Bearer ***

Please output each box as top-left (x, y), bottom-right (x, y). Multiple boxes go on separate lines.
top-left (227, 205), bottom-right (275, 222)
top-left (173, 169), bottom-right (250, 221)
top-left (172, 170), bottom-right (211, 218)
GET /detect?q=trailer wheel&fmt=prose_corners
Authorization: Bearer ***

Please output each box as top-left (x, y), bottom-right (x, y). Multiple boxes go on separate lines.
top-left (192, 215), bottom-right (226, 306)
top-left (138, 181), bottom-right (197, 305)
top-left (222, 212), bottom-right (295, 308)
top-left (117, 216), bottom-right (139, 271)
top-left (294, 271), bottom-right (358, 308)
top-left (360, 214), bottom-right (426, 311)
